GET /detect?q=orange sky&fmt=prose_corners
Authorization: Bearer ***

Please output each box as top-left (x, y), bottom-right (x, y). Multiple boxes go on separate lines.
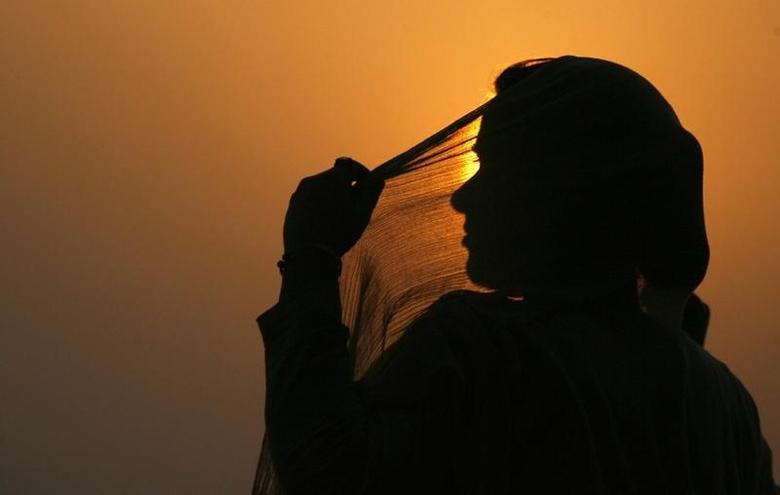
top-left (2, 1), bottom-right (779, 492)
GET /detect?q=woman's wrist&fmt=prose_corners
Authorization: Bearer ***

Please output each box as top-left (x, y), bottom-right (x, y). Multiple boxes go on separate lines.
top-left (277, 244), bottom-right (342, 278)
top-left (277, 244), bottom-right (343, 320)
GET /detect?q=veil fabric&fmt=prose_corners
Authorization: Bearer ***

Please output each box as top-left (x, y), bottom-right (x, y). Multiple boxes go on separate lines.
top-left (252, 55), bottom-right (710, 494)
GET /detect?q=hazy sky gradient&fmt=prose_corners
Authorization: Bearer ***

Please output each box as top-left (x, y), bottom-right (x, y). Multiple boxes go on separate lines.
top-left (2, 1), bottom-right (778, 493)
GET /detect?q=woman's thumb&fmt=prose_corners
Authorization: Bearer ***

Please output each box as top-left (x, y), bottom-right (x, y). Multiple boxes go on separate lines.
top-left (354, 173), bottom-right (385, 218)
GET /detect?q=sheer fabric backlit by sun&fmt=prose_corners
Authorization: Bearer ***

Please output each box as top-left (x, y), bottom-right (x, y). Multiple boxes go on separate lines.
top-left (341, 113), bottom-right (489, 378)
top-left (252, 99), bottom-right (492, 495)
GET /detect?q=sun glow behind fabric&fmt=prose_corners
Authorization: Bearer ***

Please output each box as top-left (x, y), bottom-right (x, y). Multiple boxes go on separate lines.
top-left (461, 117), bottom-right (483, 182)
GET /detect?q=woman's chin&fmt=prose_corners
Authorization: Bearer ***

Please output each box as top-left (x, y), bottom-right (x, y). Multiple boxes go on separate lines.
top-left (466, 252), bottom-right (547, 294)
top-left (465, 254), bottom-right (513, 291)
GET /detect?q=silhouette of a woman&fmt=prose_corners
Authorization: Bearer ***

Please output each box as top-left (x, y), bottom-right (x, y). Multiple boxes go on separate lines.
top-left (255, 56), bottom-right (776, 494)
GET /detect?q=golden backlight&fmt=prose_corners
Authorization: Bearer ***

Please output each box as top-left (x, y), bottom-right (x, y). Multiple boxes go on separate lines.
top-left (460, 116), bottom-right (483, 182)
top-left (1, 1), bottom-right (778, 493)
top-left (459, 90), bottom-right (495, 182)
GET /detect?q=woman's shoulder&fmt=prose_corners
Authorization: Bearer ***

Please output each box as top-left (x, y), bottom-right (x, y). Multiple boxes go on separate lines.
top-left (425, 289), bottom-right (519, 323)
top-left (357, 291), bottom-right (511, 382)
top-left (397, 290), bottom-right (503, 352)
top-left (357, 290), bottom-right (521, 404)
top-left (414, 290), bottom-right (528, 365)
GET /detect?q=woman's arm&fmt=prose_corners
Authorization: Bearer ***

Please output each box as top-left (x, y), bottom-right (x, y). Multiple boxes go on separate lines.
top-left (259, 158), bottom-right (417, 493)
top-left (260, 273), bottom-right (459, 494)
top-left (260, 275), bottom-right (370, 494)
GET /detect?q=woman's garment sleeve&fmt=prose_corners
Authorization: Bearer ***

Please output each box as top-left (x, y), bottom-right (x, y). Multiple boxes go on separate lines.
top-left (258, 286), bottom-right (464, 495)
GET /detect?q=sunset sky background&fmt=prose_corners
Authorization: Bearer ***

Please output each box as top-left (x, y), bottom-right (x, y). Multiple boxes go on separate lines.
top-left (2, 1), bottom-right (779, 493)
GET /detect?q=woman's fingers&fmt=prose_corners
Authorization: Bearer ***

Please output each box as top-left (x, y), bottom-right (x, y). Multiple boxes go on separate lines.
top-left (354, 173), bottom-right (384, 215)
top-left (332, 157), bottom-right (385, 251)
top-left (334, 157), bottom-right (370, 183)
top-left (284, 157), bottom-right (384, 255)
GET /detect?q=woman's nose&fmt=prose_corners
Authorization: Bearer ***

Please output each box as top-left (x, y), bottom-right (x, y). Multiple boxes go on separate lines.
top-left (451, 180), bottom-right (472, 213)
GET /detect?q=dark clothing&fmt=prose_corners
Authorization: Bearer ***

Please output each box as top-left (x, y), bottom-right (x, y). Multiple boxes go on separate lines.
top-left (258, 286), bottom-right (775, 494)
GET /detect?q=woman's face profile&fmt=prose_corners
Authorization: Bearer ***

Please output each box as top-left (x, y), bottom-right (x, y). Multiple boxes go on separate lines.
top-left (450, 117), bottom-right (544, 293)
top-left (450, 110), bottom-right (609, 296)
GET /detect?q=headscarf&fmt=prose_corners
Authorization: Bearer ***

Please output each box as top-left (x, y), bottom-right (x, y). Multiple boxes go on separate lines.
top-left (253, 54), bottom-right (709, 494)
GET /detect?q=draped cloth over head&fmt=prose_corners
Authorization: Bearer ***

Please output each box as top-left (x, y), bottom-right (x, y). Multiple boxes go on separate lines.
top-left (253, 55), bottom-right (709, 494)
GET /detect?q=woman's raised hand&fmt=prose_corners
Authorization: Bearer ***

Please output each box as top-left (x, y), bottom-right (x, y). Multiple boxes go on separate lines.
top-left (282, 157), bottom-right (385, 257)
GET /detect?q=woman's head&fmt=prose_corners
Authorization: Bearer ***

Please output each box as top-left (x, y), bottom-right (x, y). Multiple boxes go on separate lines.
top-left (451, 55), bottom-right (709, 297)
